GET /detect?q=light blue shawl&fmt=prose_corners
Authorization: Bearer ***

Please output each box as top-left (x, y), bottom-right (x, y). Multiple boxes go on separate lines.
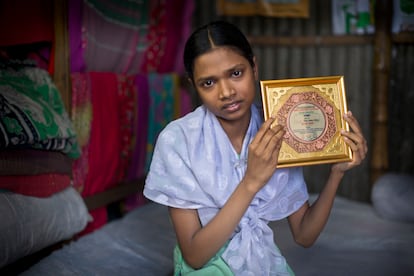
top-left (144, 104), bottom-right (308, 275)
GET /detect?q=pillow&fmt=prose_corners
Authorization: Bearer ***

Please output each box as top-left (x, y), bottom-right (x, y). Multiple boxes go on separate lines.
top-left (0, 66), bottom-right (80, 158)
top-left (371, 173), bottom-right (414, 222)
top-left (0, 187), bottom-right (90, 267)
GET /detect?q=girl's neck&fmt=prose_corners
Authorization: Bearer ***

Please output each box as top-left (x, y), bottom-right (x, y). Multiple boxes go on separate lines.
top-left (219, 115), bottom-right (250, 155)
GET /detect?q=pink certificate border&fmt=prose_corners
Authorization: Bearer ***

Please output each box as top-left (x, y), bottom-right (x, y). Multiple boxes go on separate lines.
top-left (277, 91), bottom-right (337, 153)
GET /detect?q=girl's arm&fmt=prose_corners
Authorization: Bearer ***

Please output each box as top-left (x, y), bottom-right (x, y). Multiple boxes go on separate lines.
top-left (169, 117), bottom-right (285, 269)
top-left (287, 111), bottom-right (368, 247)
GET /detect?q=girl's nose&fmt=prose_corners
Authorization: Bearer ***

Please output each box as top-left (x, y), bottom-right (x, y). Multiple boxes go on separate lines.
top-left (219, 81), bottom-right (235, 99)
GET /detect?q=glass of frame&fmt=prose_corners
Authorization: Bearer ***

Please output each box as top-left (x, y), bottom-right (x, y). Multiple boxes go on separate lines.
top-left (260, 76), bottom-right (352, 168)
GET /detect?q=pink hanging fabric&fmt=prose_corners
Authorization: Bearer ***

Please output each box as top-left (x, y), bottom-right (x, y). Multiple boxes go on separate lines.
top-left (139, 1), bottom-right (167, 73)
top-left (68, 0), bottom-right (86, 73)
top-left (127, 74), bottom-right (150, 181)
top-left (158, 0), bottom-right (195, 73)
top-left (68, 0), bottom-right (195, 215)
top-left (82, 0), bottom-right (150, 74)
top-left (123, 74), bottom-right (150, 212)
top-left (83, 72), bottom-right (121, 197)
top-left (76, 0), bottom-right (194, 74)
top-left (116, 74), bottom-right (136, 179)
top-left (72, 72), bottom-right (135, 234)
top-left (81, 72), bottom-right (121, 234)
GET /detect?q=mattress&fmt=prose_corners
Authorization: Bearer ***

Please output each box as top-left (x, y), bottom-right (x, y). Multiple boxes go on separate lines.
top-left (24, 195), bottom-right (414, 275)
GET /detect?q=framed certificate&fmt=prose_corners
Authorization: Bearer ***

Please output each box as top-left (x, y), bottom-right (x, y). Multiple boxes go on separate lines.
top-left (260, 76), bottom-right (352, 168)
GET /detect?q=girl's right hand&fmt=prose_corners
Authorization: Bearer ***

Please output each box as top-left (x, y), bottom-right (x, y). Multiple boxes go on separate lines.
top-left (243, 117), bottom-right (285, 192)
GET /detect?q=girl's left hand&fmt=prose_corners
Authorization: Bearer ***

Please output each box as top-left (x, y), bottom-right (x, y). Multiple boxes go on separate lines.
top-left (332, 111), bottom-right (368, 173)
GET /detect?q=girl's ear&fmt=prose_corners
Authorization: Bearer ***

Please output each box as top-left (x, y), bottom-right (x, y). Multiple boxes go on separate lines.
top-left (253, 56), bottom-right (259, 80)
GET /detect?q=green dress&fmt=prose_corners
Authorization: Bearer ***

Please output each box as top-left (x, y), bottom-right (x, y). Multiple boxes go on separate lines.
top-left (173, 243), bottom-right (295, 275)
top-left (173, 244), bottom-right (234, 276)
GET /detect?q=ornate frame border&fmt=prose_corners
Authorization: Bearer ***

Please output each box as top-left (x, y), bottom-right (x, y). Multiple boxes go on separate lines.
top-left (260, 76), bottom-right (352, 168)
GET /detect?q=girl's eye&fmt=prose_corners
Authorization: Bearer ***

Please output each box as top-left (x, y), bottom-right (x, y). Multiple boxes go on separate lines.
top-left (202, 80), bottom-right (214, 87)
top-left (232, 70), bottom-right (242, 78)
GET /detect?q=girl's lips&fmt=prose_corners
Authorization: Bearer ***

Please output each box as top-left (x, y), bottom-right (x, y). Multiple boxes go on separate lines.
top-left (223, 101), bottom-right (241, 112)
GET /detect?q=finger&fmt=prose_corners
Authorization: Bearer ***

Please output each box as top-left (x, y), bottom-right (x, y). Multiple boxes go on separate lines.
top-left (252, 117), bottom-right (276, 146)
top-left (257, 124), bottom-right (285, 156)
top-left (342, 111), bottom-right (368, 151)
top-left (343, 136), bottom-right (367, 162)
top-left (271, 131), bottom-right (285, 161)
top-left (341, 129), bottom-right (366, 147)
top-left (344, 111), bottom-right (363, 135)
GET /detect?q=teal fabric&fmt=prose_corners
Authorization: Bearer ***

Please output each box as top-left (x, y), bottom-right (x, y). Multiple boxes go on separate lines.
top-left (173, 244), bottom-right (295, 275)
top-left (144, 73), bottom-right (177, 172)
top-left (173, 244), bottom-right (234, 276)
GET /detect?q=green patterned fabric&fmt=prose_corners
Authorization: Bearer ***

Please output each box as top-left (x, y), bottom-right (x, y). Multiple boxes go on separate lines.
top-left (0, 66), bottom-right (80, 158)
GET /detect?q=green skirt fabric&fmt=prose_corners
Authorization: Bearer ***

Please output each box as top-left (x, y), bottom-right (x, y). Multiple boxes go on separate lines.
top-left (173, 244), bottom-right (234, 276)
top-left (173, 244), bottom-right (295, 275)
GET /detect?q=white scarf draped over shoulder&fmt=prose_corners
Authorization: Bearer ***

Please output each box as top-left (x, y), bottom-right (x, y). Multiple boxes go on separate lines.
top-left (144, 104), bottom-right (309, 275)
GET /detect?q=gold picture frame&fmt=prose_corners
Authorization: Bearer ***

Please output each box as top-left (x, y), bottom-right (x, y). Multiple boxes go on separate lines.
top-left (260, 76), bottom-right (352, 168)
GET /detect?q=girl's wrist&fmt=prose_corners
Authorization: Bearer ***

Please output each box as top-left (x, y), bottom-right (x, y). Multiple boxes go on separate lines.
top-left (329, 167), bottom-right (345, 179)
top-left (240, 178), bottom-right (261, 196)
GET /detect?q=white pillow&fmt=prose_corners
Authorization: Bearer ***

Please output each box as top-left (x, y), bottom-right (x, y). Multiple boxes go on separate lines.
top-left (371, 173), bottom-right (414, 222)
top-left (0, 187), bottom-right (90, 267)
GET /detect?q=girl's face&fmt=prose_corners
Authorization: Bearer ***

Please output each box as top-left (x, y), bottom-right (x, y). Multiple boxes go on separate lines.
top-left (192, 47), bottom-right (258, 128)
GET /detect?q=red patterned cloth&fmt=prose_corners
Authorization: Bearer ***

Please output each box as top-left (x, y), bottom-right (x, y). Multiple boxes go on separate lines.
top-left (116, 74), bottom-right (136, 179)
top-left (0, 174), bottom-right (71, 197)
top-left (71, 72), bottom-right (135, 234)
top-left (77, 72), bottom-right (120, 234)
top-left (73, 0), bottom-right (193, 74)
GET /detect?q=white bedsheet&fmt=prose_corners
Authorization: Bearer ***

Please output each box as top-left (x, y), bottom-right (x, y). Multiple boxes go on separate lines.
top-left (24, 194), bottom-right (414, 276)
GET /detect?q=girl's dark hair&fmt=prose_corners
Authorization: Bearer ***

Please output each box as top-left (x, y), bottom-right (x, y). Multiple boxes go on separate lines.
top-left (183, 20), bottom-right (254, 81)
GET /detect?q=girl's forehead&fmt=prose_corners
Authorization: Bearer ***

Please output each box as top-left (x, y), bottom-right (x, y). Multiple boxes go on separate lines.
top-left (193, 47), bottom-right (248, 75)
top-left (198, 46), bottom-right (243, 60)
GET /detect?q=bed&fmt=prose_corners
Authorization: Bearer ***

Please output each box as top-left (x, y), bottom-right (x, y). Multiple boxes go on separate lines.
top-left (21, 188), bottom-right (414, 276)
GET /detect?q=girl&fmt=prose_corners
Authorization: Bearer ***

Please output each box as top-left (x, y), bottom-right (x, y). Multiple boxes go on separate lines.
top-left (144, 20), bottom-right (368, 275)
